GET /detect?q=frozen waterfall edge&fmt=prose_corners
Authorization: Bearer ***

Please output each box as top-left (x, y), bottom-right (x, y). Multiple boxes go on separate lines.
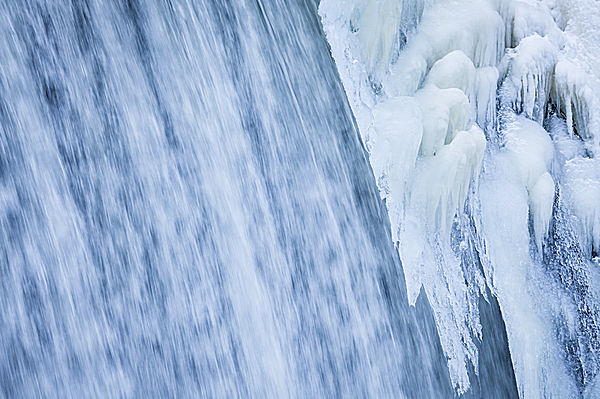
top-left (319, 0), bottom-right (600, 397)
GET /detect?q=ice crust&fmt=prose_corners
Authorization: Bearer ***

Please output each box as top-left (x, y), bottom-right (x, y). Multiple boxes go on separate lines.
top-left (320, 0), bottom-right (600, 396)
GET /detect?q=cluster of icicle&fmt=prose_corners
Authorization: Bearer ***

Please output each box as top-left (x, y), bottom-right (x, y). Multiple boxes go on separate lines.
top-left (320, 0), bottom-right (600, 396)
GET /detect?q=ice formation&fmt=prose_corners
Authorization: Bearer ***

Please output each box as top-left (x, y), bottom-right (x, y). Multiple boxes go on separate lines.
top-left (564, 157), bottom-right (600, 259)
top-left (500, 34), bottom-right (557, 123)
top-left (501, 115), bottom-right (556, 251)
top-left (320, 0), bottom-right (600, 396)
top-left (368, 97), bottom-right (423, 239)
top-left (553, 60), bottom-right (600, 151)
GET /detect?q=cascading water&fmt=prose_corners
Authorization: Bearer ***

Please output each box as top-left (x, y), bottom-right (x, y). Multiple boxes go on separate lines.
top-left (4, 0), bottom-right (597, 398)
top-left (0, 0), bottom-right (519, 397)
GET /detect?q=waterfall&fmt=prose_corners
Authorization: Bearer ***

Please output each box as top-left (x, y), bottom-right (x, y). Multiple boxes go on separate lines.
top-left (0, 1), bottom-right (493, 397)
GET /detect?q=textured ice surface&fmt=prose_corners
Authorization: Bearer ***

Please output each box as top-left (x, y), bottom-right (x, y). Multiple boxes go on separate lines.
top-left (320, 0), bottom-right (600, 396)
top-left (368, 97), bottom-right (423, 240)
top-left (501, 115), bottom-right (555, 251)
top-left (501, 34), bottom-right (557, 123)
top-left (563, 156), bottom-right (600, 259)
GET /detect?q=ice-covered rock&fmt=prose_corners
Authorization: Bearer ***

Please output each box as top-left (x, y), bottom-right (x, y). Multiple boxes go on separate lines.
top-left (529, 172), bottom-right (556, 251)
top-left (426, 50), bottom-right (499, 128)
top-left (350, 0), bottom-right (425, 80)
top-left (319, 0), bottom-right (600, 395)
